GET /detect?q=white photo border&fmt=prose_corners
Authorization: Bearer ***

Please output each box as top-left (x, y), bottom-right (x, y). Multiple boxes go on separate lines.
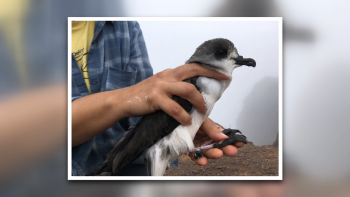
top-left (68, 17), bottom-right (283, 181)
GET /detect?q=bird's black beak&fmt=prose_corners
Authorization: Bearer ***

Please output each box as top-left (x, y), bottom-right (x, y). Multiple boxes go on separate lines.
top-left (233, 56), bottom-right (256, 67)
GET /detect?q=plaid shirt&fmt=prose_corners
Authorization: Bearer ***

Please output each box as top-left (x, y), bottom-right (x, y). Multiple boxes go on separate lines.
top-left (71, 21), bottom-right (153, 175)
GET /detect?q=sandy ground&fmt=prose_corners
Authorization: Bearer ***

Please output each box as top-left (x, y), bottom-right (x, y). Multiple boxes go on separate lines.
top-left (165, 142), bottom-right (279, 176)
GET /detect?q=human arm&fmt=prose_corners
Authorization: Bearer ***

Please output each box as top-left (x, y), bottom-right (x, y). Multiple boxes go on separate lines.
top-left (72, 64), bottom-right (228, 147)
top-left (0, 85), bottom-right (66, 180)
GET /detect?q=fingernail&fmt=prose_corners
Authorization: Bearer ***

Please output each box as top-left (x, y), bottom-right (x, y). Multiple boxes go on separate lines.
top-left (219, 133), bottom-right (228, 138)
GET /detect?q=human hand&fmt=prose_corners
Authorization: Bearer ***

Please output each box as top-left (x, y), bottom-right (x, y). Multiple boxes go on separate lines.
top-left (112, 63), bottom-right (228, 125)
top-left (189, 118), bottom-right (245, 166)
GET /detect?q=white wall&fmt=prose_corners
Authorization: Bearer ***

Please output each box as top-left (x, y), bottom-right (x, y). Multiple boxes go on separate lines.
top-left (138, 20), bottom-right (280, 145)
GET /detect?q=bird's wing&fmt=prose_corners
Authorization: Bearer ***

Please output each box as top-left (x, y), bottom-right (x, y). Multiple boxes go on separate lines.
top-left (90, 77), bottom-right (200, 176)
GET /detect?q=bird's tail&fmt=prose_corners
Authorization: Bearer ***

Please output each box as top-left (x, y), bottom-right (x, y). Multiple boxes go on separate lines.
top-left (110, 127), bottom-right (145, 175)
top-left (88, 126), bottom-right (143, 176)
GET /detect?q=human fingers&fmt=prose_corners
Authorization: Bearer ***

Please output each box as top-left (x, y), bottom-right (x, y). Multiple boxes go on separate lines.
top-left (221, 145), bottom-right (239, 157)
top-left (189, 148), bottom-right (224, 166)
top-left (189, 152), bottom-right (208, 166)
top-left (155, 95), bottom-right (192, 126)
top-left (194, 157), bottom-right (208, 166)
top-left (202, 148), bottom-right (223, 159)
top-left (234, 142), bottom-right (245, 148)
top-left (172, 63), bottom-right (229, 81)
top-left (163, 81), bottom-right (206, 114)
top-left (189, 145), bottom-right (238, 166)
top-left (199, 118), bottom-right (228, 142)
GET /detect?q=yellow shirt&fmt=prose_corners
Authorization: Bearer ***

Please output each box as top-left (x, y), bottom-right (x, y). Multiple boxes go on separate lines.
top-left (72, 21), bottom-right (95, 94)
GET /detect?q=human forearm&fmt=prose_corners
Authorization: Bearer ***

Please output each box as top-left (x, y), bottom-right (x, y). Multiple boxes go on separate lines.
top-left (72, 90), bottom-right (126, 147)
top-left (0, 85), bottom-right (66, 179)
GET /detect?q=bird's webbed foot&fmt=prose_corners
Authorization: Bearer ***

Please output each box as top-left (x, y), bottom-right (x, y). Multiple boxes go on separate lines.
top-left (213, 129), bottom-right (247, 148)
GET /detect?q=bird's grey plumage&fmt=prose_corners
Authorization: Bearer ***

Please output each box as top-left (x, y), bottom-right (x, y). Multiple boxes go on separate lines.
top-left (89, 38), bottom-right (256, 176)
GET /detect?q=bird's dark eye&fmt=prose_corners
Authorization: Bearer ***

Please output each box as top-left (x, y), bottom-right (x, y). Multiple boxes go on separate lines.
top-left (213, 48), bottom-right (228, 60)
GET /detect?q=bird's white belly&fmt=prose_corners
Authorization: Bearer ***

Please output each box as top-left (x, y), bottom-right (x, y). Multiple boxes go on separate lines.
top-left (157, 77), bottom-right (227, 158)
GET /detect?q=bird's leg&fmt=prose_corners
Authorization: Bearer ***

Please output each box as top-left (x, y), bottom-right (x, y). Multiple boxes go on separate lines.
top-left (202, 139), bottom-right (215, 146)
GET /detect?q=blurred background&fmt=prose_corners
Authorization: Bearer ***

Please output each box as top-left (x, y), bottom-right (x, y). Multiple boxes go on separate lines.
top-left (1, 0), bottom-right (349, 197)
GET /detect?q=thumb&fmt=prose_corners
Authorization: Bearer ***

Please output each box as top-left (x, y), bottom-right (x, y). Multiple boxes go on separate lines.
top-left (200, 118), bottom-right (228, 142)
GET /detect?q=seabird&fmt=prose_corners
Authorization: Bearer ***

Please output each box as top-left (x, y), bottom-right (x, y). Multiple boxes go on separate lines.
top-left (90, 38), bottom-right (256, 176)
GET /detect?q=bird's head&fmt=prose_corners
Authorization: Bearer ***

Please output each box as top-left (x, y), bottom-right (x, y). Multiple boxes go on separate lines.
top-left (186, 38), bottom-right (256, 77)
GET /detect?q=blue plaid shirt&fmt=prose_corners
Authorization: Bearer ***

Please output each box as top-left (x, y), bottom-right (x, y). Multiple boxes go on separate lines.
top-left (71, 21), bottom-right (153, 176)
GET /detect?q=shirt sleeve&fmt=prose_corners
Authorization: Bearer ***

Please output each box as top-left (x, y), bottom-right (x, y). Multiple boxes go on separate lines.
top-left (128, 21), bottom-right (153, 82)
top-left (72, 160), bottom-right (84, 176)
